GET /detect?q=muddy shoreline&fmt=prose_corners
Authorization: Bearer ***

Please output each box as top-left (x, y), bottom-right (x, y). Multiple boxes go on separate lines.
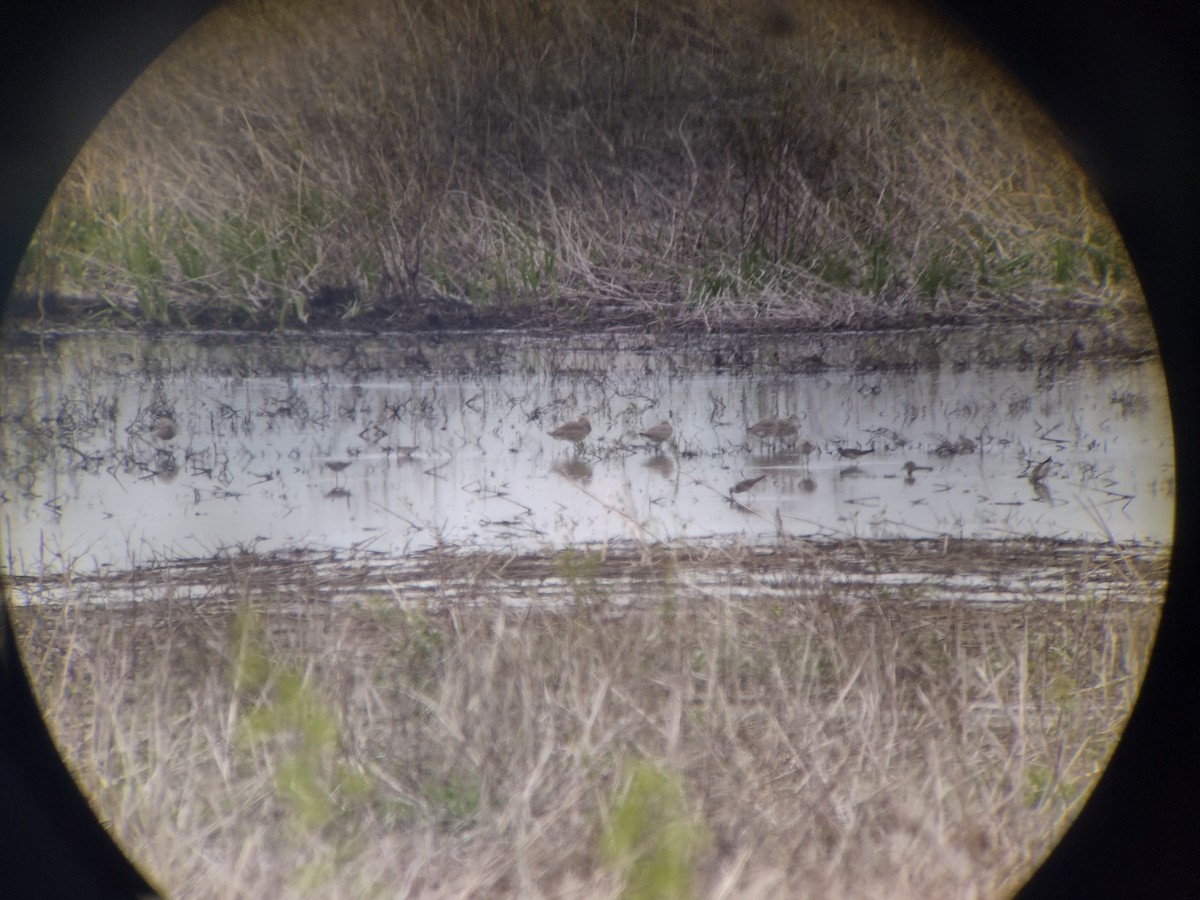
top-left (3, 286), bottom-right (1157, 338)
top-left (7, 535), bottom-right (1170, 611)
top-left (1, 314), bottom-right (1161, 376)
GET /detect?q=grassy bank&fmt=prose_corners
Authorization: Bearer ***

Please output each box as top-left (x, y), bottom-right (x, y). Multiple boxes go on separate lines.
top-left (11, 540), bottom-right (1165, 897)
top-left (9, 0), bottom-right (1143, 333)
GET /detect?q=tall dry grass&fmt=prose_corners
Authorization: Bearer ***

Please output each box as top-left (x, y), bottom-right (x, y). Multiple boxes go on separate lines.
top-left (12, 541), bottom-right (1164, 898)
top-left (12, 0), bottom-right (1141, 330)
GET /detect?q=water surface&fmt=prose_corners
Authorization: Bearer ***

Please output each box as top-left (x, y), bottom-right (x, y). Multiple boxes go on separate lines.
top-left (1, 329), bottom-right (1173, 577)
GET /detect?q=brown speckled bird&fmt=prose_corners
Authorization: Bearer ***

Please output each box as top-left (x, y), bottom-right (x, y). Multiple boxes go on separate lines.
top-left (747, 416), bottom-right (780, 443)
top-left (549, 414), bottom-right (592, 444)
top-left (730, 474), bottom-right (767, 495)
top-left (775, 414), bottom-right (801, 444)
top-left (638, 420), bottom-right (673, 449)
top-left (1029, 457), bottom-right (1052, 484)
top-left (151, 417), bottom-right (177, 441)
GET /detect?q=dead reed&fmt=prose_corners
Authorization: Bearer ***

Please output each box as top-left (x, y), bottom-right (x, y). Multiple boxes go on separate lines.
top-left (10, 538), bottom-right (1164, 898)
top-left (11, 0), bottom-right (1144, 334)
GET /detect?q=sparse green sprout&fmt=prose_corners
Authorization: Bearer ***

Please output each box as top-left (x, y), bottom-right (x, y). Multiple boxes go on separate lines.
top-left (230, 604), bottom-right (371, 841)
top-left (600, 760), bottom-right (710, 900)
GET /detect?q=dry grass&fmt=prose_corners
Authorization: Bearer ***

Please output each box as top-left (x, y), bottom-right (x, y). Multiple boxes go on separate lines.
top-left (11, 0), bottom-right (1143, 332)
top-left (11, 539), bottom-right (1164, 898)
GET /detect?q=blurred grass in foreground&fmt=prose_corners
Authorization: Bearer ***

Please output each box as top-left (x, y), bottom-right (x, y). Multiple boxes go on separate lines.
top-left (13, 539), bottom-right (1165, 896)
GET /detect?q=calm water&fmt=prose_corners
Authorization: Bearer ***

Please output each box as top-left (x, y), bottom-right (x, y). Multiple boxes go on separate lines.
top-left (1, 330), bottom-right (1174, 576)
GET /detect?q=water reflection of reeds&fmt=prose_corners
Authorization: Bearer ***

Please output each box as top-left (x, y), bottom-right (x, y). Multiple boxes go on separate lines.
top-left (0, 331), bottom-right (1174, 572)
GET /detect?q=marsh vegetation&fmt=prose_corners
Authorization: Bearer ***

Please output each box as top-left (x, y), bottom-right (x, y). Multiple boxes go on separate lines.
top-left (11, 539), bottom-right (1165, 898)
top-left (11, 0), bottom-right (1146, 337)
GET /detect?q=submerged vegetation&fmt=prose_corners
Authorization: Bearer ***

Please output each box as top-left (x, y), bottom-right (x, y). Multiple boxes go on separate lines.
top-left (10, 0), bottom-right (1144, 334)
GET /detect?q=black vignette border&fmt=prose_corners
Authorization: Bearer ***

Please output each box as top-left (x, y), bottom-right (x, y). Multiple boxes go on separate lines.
top-left (1, 1), bottom-right (1197, 898)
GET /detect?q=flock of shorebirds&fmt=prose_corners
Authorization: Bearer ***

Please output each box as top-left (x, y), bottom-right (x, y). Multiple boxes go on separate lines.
top-left (149, 409), bottom-right (1052, 500)
top-left (543, 411), bottom-right (956, 499)
top-left (548, 412), bottom-right (813, 455)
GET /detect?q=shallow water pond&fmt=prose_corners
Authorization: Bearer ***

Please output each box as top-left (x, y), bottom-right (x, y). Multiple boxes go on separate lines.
top-left (0, 328), bottom-right (1173, 579)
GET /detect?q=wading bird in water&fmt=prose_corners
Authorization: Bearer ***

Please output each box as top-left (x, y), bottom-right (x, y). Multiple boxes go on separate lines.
top-left (747, 416), bottom-right (779, 445)
top-left (638, 420), bottom-right (673, 450)
top-left (775, 414), bottom-right (801, 445)
top-left (730, 474), bottom-right (767, 496)
top-left (1028, 457), bottom-right (1052, 485)
top-left (324, 459), bottom-right (352, 486)
top-left (548, 414), bottom-right (592, 450)
top-left (151, 416), bottom-right (177, 442)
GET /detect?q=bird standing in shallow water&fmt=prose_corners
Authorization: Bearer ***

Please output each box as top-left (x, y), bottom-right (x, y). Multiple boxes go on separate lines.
top-left (324, 459), bottom-right (352, 486)
top-left (747, 416), bottom-right (780, 444)
top-left (775, 414), bottom-right (801, 445)
top-left (638, 420), bottom-right (673, 450)
top-left (1028, 457), bottom-right (1052, 485)
top-left (548, 414), bottom-right (591, 448)
top-left (730, 474), bottom-right (767, 496)
top-left (151, 416), bottom-right (177, 442)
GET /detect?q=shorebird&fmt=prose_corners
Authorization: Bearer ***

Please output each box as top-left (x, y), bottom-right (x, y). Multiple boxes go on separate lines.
top-left (933, 435), bottom-right (977, 457)
top-left (151, 416), bottom-right (177, 442)
top-left (901, 461), bottom-right (932, 476)
top-left (837, 446), bottom-right (873, 460)
top-left (324, 459), bottom-right (352, 486)
top-left (798, 440), bottom-right (818, 463)
top-left (1028, 457), bottom-right (1052, 485)
top-left (747, 416), bottom-right (780, 443)
top-left (553, 459), bottom-right (593, 483)
top-left (548, 414), bottom-right (591, 447)
top-left (775, 414), bottom-right (801, 445)
top-left (638, 420), bottom-right (673, 449)
top-left (730, 474), bottom-right (767, 496)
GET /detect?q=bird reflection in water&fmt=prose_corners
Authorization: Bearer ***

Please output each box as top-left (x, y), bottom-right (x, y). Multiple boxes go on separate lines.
top-left (638, 420), bottom-right (673, 451)
top-left (643, 454), bottom-right (674, 478)
top-left (553, 459), bottom-right (593, 484)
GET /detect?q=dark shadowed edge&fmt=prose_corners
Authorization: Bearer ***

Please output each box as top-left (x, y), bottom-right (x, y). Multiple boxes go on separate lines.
top-left (0, 1), bottom-right (1196, 897)
top-left (928, 2), bottom-right (1200, 897)
top-left (0, 4), bottom-right (219, 896)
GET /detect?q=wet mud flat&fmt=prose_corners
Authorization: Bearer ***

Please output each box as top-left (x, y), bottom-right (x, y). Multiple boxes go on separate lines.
top-left (8, 534), bottom-right (1168, 612)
